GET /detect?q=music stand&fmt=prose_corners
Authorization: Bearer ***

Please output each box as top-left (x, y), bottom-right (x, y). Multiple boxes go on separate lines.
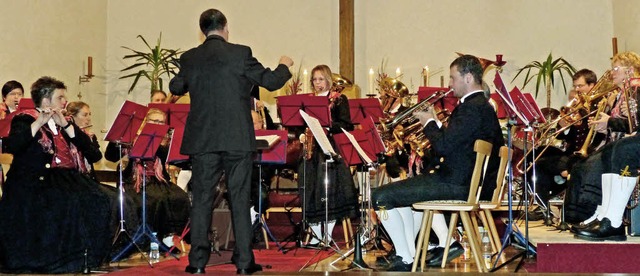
top-left (331, 129), bottom-right (378, 270)
top-left (348, 98), bottom-right (383, 125)
top-left (163, 126), bottom-right (191, 256)
top-left (491, 72), bottom-right (536, 272)
top-left (254, 129), bottom-right (287, 252)
top-left (147, 103), bottom-right (190, 129)
top-left (112, 123), bottom-right (177, 265)
top-left (277, 94), bottom-right (331, 127)
top-left (105, 101), bottom-right (149, 263)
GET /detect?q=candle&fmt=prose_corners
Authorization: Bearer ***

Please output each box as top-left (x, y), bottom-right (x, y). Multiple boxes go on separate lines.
top-left (395, 67), bottom-right (401, 78)
top-left (87, 56), bottom-right (93, 76)
top-left (302, 69), bottom-right (308, 94)
top-left (368, 68), bottom-right (375, 95)
top-left (422, 66), bottom-right (430, 87)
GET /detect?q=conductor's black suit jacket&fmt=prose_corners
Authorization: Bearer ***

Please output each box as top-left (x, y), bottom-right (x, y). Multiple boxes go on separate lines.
top-left (169, 35), bottom-right (291, 154)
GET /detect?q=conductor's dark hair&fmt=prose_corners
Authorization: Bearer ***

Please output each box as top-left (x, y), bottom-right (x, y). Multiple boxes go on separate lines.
top-left (450, 55), bottom-right (483, 85)
top-left (31, 76), bottom-right (66, 107)
top-left (199, 9), bottom-right (227, 35)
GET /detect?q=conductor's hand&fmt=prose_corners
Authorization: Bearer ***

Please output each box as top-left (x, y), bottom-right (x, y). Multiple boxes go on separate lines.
top-left (279, 56), bottom-right (294, 67)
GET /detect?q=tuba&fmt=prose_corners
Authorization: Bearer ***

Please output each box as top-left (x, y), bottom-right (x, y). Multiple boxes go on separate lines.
top-left (379, 77), bottom-right (409, 115)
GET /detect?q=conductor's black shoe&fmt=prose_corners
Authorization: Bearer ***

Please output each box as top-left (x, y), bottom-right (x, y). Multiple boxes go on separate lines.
top-left (570, 219), bottom-right (599, 233)
top-left (185, 265), bottom-right (206, 274)
top-left (574, 217), bottom-right (627, 241)
top-left (237, 263), bottom-right (263, 275)
top-left (384, 257), bottom-right (412, 272)
top-left (427, 241), bottom-right (464, 267)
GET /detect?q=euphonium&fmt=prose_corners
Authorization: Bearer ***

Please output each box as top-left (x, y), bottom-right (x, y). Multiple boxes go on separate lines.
top-left (379, 77), bottom-right (409, 115)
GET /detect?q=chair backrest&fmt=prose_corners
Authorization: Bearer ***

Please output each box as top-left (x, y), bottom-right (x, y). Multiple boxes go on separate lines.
top-left (486, 146), bottom-right (510, 205)
top-left (466, 140), bottom-right (493, 204)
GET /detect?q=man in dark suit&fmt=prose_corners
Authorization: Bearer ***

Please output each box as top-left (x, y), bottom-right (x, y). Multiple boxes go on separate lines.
top-left (371, 55), bottom-right (504, 271)
top-left (169, 8), bottom-right (292, 275)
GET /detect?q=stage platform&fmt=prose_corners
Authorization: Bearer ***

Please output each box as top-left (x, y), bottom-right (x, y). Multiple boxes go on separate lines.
top-left (524, 219), bottom-right (640, 273)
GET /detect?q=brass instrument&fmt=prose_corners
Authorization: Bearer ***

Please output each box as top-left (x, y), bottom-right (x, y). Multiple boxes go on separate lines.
top-left (303, 127), bottom-right (315, 160)
top-left (331, 73), bottom-right (353, 92)
top-left (623, 75), bottom-right (639, 133)
top-left (575, 98), bottom-right (607, 157)
top-left (379, 77), bottom-right (409, 114)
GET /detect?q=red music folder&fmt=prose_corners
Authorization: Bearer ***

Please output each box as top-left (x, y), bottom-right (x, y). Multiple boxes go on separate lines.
top-left (417, 86), bottom-right (458, 112)
top-left (277, 94), bottom-right (331, 127)
top-left (333, 129), bottom-right (376, 166)
top-left (148, 103), bottom-right (190, 129)
top-left (129, 123), bottom-right (170, 160)
top-left (490, 92), bottom-right (508, 119)
top-left (509, 87), bottom-right (546, 125)
top-left (493, 72), bottom-right (528, 125)
top-left (254, 129), bottom-right (287, 164)
top-left (17, 98), bottom-right (35, 110)
top-left (167, 126), bottom-right (189, 163)
top-left (360, 116), bottom-right (386, 154)
top-left (348, 98), bottom-right (383, 125)
top-left (104, 101), bottom-right (149, 144)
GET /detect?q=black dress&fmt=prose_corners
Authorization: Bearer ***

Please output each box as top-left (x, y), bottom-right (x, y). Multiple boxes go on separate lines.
top-left (298, 94), bottom-right (359, 224)
top-left (0, 111), bottom-right (112, 273)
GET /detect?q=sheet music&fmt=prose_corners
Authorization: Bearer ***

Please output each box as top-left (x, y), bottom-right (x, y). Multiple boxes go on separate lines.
top-left (256, 134), bottom-right (280, 148)
top-left (341, 128), bottom-right (373, 164)
top-left (300, 110), bottom-right (336, 156)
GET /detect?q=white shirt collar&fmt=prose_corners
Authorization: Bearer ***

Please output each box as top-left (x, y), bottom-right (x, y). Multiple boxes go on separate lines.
top-left (460, 90), bottom-right (484, 103)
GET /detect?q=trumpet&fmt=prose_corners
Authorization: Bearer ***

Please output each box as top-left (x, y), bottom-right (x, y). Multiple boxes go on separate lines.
top-left (380, 89), bottom-right (453, 132)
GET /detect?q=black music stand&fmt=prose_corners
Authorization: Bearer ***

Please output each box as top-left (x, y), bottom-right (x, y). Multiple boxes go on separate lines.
top-left (254, 129), bottom-right (288, 252)
top-left (491, 72), bottom-right (537, 272)
top-left (113, 123), bottom-right (177, 265)
top-left (105, 101), bottom-right (149, 263)
top-left (277, 96), bottom-right (330, 252)
top-left (163, 126), bottom-right (191, 256)
top-left (331, 129), bottom-right (378, 270)
top-left (348, 98), bottom-right (383, 125)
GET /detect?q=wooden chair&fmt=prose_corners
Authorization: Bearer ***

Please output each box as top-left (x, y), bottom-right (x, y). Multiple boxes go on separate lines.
top-left (411, 140), bottom-right (493, 272)
top-left (476, 146), bottom-right (510, 255)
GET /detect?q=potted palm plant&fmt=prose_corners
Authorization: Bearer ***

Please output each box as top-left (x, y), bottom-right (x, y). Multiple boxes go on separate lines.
top-left (120, 33), bottom-right (183, 95)
top-left (512, 52), bottom-right (577, 109)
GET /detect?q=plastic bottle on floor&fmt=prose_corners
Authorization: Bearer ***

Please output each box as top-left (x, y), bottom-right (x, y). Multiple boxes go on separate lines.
top-left (481, 229), bottom-right (492, 269)
top-left (150, 232), bottom-right (160, 263)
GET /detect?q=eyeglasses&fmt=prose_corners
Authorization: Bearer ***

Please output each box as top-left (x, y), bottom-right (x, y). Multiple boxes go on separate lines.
top-left (612, 66), bottom-right (628, 72)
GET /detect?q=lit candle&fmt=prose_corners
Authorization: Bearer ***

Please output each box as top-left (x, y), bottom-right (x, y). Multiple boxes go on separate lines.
top-left (369, 68), bottom-right (375, 95)
top-left (87, 56), bottom-right (93, 76)
top-left (302, 69), bottom-right (308, 94)
top-left (395, 67), bottom-right (401, 78)
top-left (422, 66), bottom-right (430, 87)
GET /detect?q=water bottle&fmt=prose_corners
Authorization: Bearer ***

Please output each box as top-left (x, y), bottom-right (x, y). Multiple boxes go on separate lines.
top-left (150, 232), bottom-right (160, 263)
top-left (481, 229), bottom-right (492, 269)
top-left (460, 230), bottom-right (470, 260)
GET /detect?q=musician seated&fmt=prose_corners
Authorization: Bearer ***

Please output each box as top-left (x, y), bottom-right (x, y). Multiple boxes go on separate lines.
top-left (150, 90), bottom-right (167, 103)
top-left (105, 108), bottom-right (191, 245)
top-left (371, 55), bottom-right (504, 271)
top-left (1, 80), bottom-right (23, 118)
top-left (0, 77), bottom-right (112, 273)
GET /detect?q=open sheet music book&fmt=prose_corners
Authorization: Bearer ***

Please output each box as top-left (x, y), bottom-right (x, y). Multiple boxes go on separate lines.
top-left (256, 134), bottom-right (280, 149)
top-left (341, 128), bottom-right (374, 164)
top-left (299, 110), bottom-right (336, 156)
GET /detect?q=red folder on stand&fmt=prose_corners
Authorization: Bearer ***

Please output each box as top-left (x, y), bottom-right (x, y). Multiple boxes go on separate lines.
top-left (418, 86), bottom-right (458, 112)
top-left (490, 92), bottom-right (508, 119)
top-left (333, 129), bottom-right (376, 166)
top-left (348, 98), bottom-right (383, 124)
top-left (130, 124), bottom-right (170, 161)
top-left (255, 129), bottom-right (287, 164)
top-left (104, 101), bottom-right (149, 144)
top-left (167, 127), bottom-right (189, 164)
top-left (360, 116), bottom-right (386, 155)
top-left (148, 103), bottom-right (190, 129)
top-left (509, 87), bottom-right (546, 125)
top-left (17, 98), bottom-right (35, 111)
top-left (277, 94), bottom-right (330, 127)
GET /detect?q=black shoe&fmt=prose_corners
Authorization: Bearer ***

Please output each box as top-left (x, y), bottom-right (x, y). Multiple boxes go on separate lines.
top-left (384, 257), bottom-right (412, 272)
top-left (237, 263), bottom-right (263, 275)
top-left (185, 265), bottom-right (206, 274)
top-left (570, 219), bottom-right (599, 233)
top-left (574, 218), bottom-right (627, 241)
top-left (375, 253), bottom-right (401, 267)
top-left (427, 241), bottom-right (464, 267)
